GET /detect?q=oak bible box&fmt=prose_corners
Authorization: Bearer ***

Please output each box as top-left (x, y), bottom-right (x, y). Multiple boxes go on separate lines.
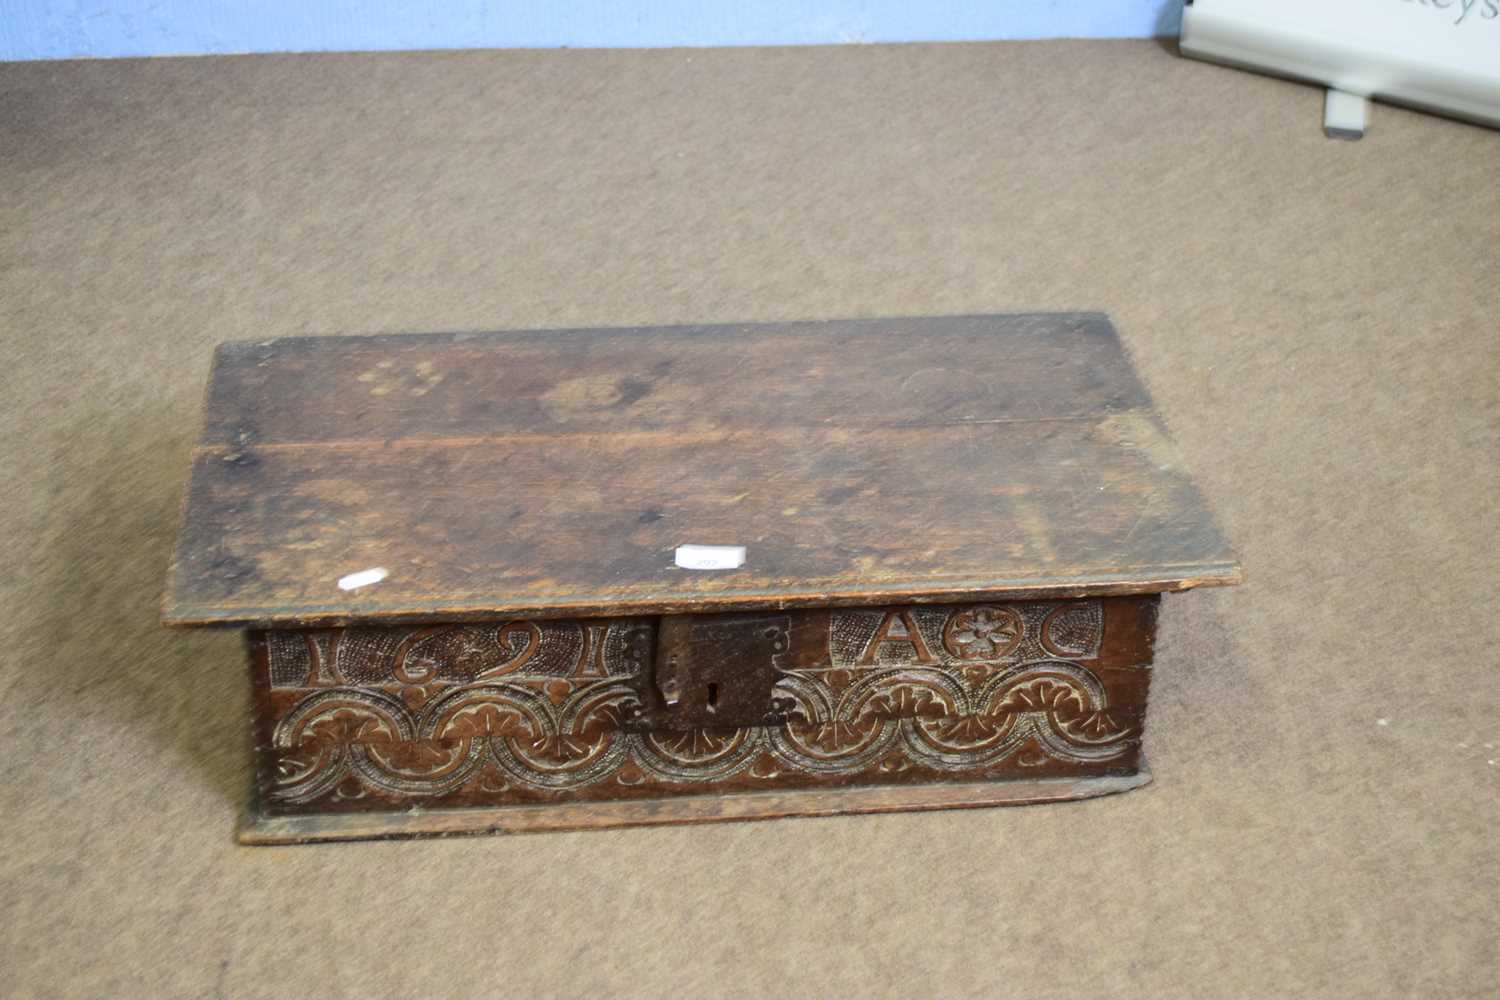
top-left (162, 313), bottom-right (1240, 843)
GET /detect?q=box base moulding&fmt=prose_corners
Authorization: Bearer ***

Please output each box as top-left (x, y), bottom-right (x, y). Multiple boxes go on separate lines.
top-left (239, 765), bottom-right (1153, 844)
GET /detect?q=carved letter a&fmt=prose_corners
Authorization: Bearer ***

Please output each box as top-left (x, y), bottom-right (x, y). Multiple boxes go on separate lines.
top-left (857, 610), bottom-right (937, 666)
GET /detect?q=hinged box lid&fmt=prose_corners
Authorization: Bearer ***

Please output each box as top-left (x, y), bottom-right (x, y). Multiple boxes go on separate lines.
top-left (162, 313), bottom-right (1241, 628)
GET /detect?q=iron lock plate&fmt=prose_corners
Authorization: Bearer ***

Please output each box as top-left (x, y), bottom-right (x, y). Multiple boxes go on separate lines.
top-left (626, 613), bottom-right (794, 731)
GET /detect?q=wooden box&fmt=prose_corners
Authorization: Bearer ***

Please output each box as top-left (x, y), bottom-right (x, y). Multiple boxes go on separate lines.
top-left (162, 314), bottom-right (1240, 843)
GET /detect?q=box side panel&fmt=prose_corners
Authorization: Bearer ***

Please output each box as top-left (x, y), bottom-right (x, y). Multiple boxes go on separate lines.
top-left (249, 596), bottom-right (1157, 817)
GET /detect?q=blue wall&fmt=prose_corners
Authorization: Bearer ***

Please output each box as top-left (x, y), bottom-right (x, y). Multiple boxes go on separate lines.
top-left (0, 1), bottom-right (1183, 61)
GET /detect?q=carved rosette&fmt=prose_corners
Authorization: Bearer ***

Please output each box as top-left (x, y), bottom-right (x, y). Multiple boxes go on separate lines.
top-left (943, 606), bottom-right (1023, 660)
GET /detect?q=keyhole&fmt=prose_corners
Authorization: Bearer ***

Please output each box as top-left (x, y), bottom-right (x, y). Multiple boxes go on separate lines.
top-left (706, 682), bottom-right (719, 712)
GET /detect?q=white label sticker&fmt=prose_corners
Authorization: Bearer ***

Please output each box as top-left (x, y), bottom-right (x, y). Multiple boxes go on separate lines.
top-left (337, 567), bottom-right (389, 591)
top-left (674, 544), bottom-right (746, 570)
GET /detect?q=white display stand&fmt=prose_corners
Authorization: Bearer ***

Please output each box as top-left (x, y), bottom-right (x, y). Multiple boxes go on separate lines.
top-left (1180, 0), bottom-right (1500, 137)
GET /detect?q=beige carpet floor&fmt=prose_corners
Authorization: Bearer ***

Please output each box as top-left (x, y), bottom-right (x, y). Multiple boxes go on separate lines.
top-left (1, 39), bottom-right (1496, 1000)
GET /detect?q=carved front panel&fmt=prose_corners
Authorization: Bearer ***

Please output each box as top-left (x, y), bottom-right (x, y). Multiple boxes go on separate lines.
top-left (251, 596), bottom-right (1156, 815)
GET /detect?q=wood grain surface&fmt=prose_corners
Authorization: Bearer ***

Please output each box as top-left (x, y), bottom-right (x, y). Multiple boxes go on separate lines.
top-left (163, 313), bottom-right (1240, 626)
